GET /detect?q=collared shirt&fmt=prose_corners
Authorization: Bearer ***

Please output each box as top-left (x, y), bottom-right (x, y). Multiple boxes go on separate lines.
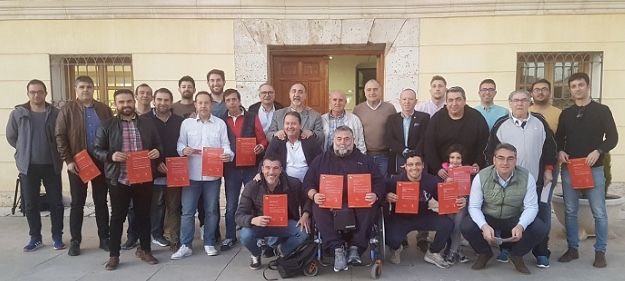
top-left (415, 100), bottom-right (445, 117)
top-left (474, 104), bottom-right (509, 129)
top-left (177, 114), bottom-right (234, 181)
top-left (326, 111), bottom-right (346, 150)
top-left (511, 114), bottom-right (530, 129)
top-left (84, 106), bottom-right (101, 152)
top-left (228, 109), bottom-right (244, 123)
top-left (257, 104), bottom-right (276, 134)
top-left (401, 111), bottom-right (413, 147)
top-left (285, 140), bottom-right (308, 182)
top-left (468, 170), bottom-right (538, 230)
top-left (118, 116), bottom-right (143, 185)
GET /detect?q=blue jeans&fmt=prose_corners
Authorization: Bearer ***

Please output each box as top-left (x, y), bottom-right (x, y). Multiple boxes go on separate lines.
top-left (370, 154), bottom-right (389, 178)
top-left (151, 185), bottom-right (166, 238)
top-left (224, 164), bottom-right (256, 241)
top-left (561, 165), bottom-right (608, 252)
top-left (240, 220), bottom-right (308, 256)
top-left (20, 164), bottom-right (64, 241)
top-left (533, 167), bottom-right (559, 257)
top-left (180, 180), bottom-right (221, 247)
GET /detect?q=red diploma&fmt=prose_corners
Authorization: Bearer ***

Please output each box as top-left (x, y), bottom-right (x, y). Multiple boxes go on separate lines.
top-left (437, 181), bottom-right (459, 215)
top-left (166, 157), bottom-right (189, 187)
top-left (348, 174), bottom-right (372, 208)
top-left (263, 194), bottom-right (288, 227)
top-left (235, 137), bottom-right (257, 167)
top-left (449, 166), bottom-right (473, 196)
top-left (568, 158), bottom-right (594, 189)
top-left (202, 147), bottom-right (224, 177)
top-left (126, 150), bottom-right (153, 184)
top-left (74, 149), bottom-right (101, 183)
top-left (395, 181), bottom-right (420, 214)
top-left (319, 174), bottom-right (343, 209)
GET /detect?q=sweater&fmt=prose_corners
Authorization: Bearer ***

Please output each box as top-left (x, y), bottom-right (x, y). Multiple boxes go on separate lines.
top-left (352, 101), bottom-right (396, 153)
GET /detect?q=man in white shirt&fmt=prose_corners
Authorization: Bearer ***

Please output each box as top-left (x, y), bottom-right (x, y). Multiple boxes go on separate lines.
top-left (247, 83), bottom-right (284, 135)
top-left (171, 92), bottom-right (234, 259)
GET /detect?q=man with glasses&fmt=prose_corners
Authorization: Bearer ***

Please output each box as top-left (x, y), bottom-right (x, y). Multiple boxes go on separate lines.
top-left (474, 79), bottom-right (509, 129)
top-left (462, 143), bottom-right (547, 275)
top-left (248, 83), bottom-right (284, 135)
top-left (556, 72), bottom-right (618, 268)
top-left (484, 89), bottom-right (557, 268)
top-left (529, 79), bottom-right (561, 134)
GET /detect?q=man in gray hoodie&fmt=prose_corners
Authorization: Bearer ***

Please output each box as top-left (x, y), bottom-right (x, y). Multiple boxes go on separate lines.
top-left (6, 79), bottom-right (64, 252)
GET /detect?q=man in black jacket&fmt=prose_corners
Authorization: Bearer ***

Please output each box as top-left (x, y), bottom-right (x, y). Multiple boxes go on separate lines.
top-left (236, 155), bottom-right (311, 269)
top-left (94, 89), bottom-right (163, 270)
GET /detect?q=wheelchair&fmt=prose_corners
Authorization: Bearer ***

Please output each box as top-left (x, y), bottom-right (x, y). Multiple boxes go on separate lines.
top-left (306, 205), bottom-right (387, 279)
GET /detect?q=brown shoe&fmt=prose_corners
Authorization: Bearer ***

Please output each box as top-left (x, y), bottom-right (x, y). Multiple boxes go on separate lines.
top-left (593, 251), bottom-right (607, 268)
top-left (558, 248), bottom-right (579, 263)
top-left (510, 256), bottom-right (531, 274)
top-left (471, 252), bottom-right (493, 270)
top-left (105, 256), bottom-right (120, 271)
top-left (136, 248), bottom-right (159, 265)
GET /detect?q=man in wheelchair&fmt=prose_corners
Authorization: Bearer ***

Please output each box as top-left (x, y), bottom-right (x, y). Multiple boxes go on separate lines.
top-left (235, 156), bottom-right (311, 270)
top-left (303, 126), bottom-right (386, 272)
top-left (385, 151), bottom-right (459, 268)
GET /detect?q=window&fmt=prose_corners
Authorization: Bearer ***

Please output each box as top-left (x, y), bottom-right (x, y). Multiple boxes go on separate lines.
top-left (516, 52), bottom-right (603, 109)
top-left (50, 55), bottom-right (133, 108)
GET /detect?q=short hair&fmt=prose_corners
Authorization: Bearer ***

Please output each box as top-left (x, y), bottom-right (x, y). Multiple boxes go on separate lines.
top-left (479, 79), bottom-right (496, 89)
top-left (258, 82), bottom-right (273, 91)
top-left (178, 75), bottom-right (195, 88)
top-left (134, 83), bottom-right (152, 95)
top-left (430, 75), bottom-right (447, 86)
top-left (446, 86), bottom-right (466, 100)
top-left (113, 89), bottom-right (134, 100)
top-left (74, 76), bottom-right (94, 87)
top-left (207, 69), bottom-right (225, 81)
top-left (283, 111), bottom-right (301, 124)
top-left (401, 88), bottom-right (417, 96)
top-left (568, 72), bottom-right (590, 86)
top-left (290, 82), bottom-right (307, 92)
top-left (262, 154), bottom-right (283, 167)
top-left (530, 79), bottom-right (551, 91)
top-left (154, 88), bottom-right (173, 101)
top-left (364, 79), bottom-right (381, 88)
top-left (405, 150), bottom-right (424, 162)
top-left (508, 89), bottom-right (531, 101)
top-left (194, 91), bottom-right (213, 102)
top-left (26, 79), bottom-right (47, 93)
top-left (494, 143), bottom-right (517, 156)
top-left (223, 88), bottom-right (240, 100)
top-left (446, 144), bottom-right (465, 159)
top-left (334, 125), bottom-right (353, 136)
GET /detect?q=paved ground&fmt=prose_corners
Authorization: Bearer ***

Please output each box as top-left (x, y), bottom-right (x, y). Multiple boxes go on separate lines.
top-left (1, 184), bottom-right (624, 281)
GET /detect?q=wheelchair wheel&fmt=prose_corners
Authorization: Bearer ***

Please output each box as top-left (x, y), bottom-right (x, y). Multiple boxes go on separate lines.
top-left (379, 208), bottom-right (386, 260)
top-left (370, 259), bottom-right (382, 279)
top-left (303, 259), bottom-right (320, 276)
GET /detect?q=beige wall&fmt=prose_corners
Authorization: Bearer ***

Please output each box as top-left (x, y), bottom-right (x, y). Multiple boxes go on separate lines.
top-left (0, 19), bottom-right (235, 191)
top-left (328, 55), bottom-right (377, 111)
top-left (419, 14), bottom-right (625, 181)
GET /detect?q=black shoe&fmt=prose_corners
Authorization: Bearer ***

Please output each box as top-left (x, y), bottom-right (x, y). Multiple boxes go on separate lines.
top-left (220, 238), bottom-right (237, 251)
top-left (99, 238), bottom-right (110, 252)
top-left (262, 245), bottom-right (276, 258)
top-left (152, 236), bottom-right (171, 247)
top-left (68, 240), bottom-right (80, 256)
top-left (121, 237), bottom-right (139, 250)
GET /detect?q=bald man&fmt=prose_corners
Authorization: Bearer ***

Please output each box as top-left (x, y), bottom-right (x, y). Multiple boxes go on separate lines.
top-left (321, 91), bottom-right (366, 153)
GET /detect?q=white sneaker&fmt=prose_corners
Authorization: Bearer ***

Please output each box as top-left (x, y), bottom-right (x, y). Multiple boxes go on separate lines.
top-left (205, 245), bottom-right (218, 256)
top-left (424, 250), bottom-right (450, 269)
top-left (170, 244), bottom-right (192, 260)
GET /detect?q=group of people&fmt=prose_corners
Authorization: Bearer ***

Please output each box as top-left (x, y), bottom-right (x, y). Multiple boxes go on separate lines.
top-left (6, 69), bottom-right (618, 275)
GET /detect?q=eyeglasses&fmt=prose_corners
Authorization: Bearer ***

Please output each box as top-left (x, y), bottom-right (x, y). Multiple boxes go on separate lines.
top-left (510, 98), bottom-right (530, 104)
top-left (532, 87), bottom-right (550, 93)
top-left (479, 88), bottom-right (497, 93)
top-left (260, 91), bottom-right (275, 96)
top-left (495, 155), bottom-right (516, 163)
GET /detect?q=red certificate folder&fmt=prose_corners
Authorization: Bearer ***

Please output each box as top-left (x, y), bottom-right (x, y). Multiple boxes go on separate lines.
top-left (235, 137), bottom-right (257, 167)
top-left (437, 181), bottom-right (459, 215)
top-left (127, 150), bottom-right (152, 184)
top-left (263, 194), bottom-right (288, 227)
top-left (166, 157), bottom-right (189, 187)
top-left (74, 149), bottom-right (101, 183)
top-left (395, 181), bottom-right (420, 214)
top-left (569, 158), bottom-right (594, 189)
top-left (449, 166), bottom-right (473, 196)
top-left (319, 174), bottom-right (343, 209)
top-left (202, 147), bottom-right (224, 177)
top-left (348, 174), bottom-right (372, 208)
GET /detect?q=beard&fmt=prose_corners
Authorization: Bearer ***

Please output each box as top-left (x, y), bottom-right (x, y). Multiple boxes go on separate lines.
top-left (119, 106), bottom-right (135, 116)
top-left (334, 146), bottom-right (353, 157)
top-left (182, 91), bottom-right (194, 99)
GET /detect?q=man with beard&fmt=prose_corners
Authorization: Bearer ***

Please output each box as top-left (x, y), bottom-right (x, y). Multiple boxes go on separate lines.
top-left (207, 69), bottom-right (227, 118)
top-left (56, 76), bottom-right (113, 256)
top-left (219, 88), bottom-right (268, 252)
top-left (304, 126), bottom-right (385, 272)
top-left (144, 88), bottom-right (185, 251)
top-left (416, 75), bottom-right (447, 116)
top-left (248, 83), bottom-right (284, 135)
top-left (135, 84), bottom-right (153, 115)
top-left (267, 82), bottom-right (324, 145)
top-left (93, 89), bottom-right (163, 270)
top-left (529, 79), bottom-right (561, 137)
top-left (321, 91), bottom-right (366, 153)
top-left (172, 75), bottom-right (197, 118)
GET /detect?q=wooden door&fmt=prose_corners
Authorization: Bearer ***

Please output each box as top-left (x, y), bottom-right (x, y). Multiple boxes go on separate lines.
top-left (271, 56), bottom-right (329, 114)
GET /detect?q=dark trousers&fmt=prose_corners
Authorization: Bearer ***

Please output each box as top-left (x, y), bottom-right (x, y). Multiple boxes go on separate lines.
top-left (461, 214), bottom-right (547, 257)
top-left (312, 204), bottom-right (377, 255)
top-left (151, 185), bottom-right (166, 238)
top-left (223, 164), bottom-right (255, 240)
top-left (385, 212), bottom-right (453, 253)
top-left (126, 200), bottom-right (137, 240)
top-left (20, 164), bottom-right (64, 241)
top-left (109, 182), bottom-right (152, 257)
top-left (163, 187), bottom-right (181, 243)
top-left (532, 167), bottom-right (558, 257)
top-left (68, 171), bottom-right (109, 243)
